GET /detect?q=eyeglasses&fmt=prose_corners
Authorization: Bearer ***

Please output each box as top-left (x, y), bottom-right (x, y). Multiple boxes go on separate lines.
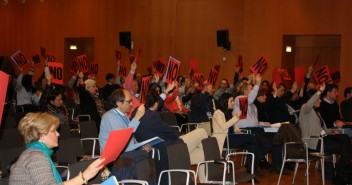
top-left (123, 99), bottom-right (133, 104)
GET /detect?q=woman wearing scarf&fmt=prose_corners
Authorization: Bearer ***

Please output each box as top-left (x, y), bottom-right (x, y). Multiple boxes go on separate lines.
top-left (9, 112), bottom-right (105, 185)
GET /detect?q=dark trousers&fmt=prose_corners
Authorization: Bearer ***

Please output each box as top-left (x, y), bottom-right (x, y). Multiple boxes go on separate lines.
top-left (322, 134), bottom-right (352, 166)
top-left (246, 127), bottom-right (283, 168)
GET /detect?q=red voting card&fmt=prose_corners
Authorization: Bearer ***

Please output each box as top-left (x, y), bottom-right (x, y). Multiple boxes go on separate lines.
top-left (165, 56), bottom-right (181, 84)
top-left (11, 50), bottom-right (29, 69)
top-left (0, 71), bottom-right (9, 126)
top-left (76, 54), bottom-right (89, 73)
top-left (208, 68), bottom-right (219, 86)
top-left (294, 66), bottom-right (306, 85)
top-left (238, 97), bottom-right (248, 119)
top-left (190, 59), bottom-right (198, 73)
top-left (153, 58), bottom-right (166, 77)
top-left (272, 67), bottom-right (282, 86)
top-left (32, 54), bottom-right (41, 65)
top-left (48, 62), bottom-right (64, 85)
top-left (193, 73), bottom-right (204, 85)
top-left (119, 64), bottom-right (127, 77)
top-left (127, 96), bottom-right (141, 118)
top-left (214, 64), bottom-right (221, 73)
top-left (313, 65), bottom-right (332, 85)
top-left (100, 128), bottom-right (134, 166)
top-left (330, 69), bottom-right (340, 83)
top-left (140, 76), bottom-right (151, 104)
top-left (250, 56), bottom-right (269, 75)
top-left (89, 63), bottom-right (99, 75)
top-left (279, 69), bottom-right (292, 81)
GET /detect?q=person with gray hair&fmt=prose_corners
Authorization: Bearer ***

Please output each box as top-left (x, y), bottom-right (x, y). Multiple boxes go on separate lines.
top-left (77, 72), bottom-right (105, 131)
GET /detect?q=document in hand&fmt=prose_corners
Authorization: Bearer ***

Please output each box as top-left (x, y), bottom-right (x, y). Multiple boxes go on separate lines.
top-left (125, 137), bottom-right (164, 152)
top-left (100, 128), bottom-right (134, 166)
top-left (101, 175), bottom-right (119, 185)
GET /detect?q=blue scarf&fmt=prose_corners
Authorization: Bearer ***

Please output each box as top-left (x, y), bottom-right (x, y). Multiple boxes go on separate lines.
top-left (26, 141), bottom-right (63, 183)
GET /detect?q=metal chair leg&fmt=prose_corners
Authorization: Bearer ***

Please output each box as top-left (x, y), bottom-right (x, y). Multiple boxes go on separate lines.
top-left (292, 162), bottom-right (299, 184)
top-left (277, 161), bottom-right (286, 185)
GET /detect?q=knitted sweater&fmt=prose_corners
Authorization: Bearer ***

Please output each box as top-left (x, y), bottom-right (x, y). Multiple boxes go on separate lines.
top-left (9, 149), bottom-right (63, 185)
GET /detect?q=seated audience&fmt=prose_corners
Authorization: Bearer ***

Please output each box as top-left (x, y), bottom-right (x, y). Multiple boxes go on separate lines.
top-left (212, 93), bottom-right (268, 176)
top-left (299, 83), bottom-right (352, 168)
top-left (233, 74), bottom-right (290, 175)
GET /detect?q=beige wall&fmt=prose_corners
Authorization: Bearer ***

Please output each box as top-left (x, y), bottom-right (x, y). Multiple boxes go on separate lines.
top-left (1, 0), bottom-right (351, 100)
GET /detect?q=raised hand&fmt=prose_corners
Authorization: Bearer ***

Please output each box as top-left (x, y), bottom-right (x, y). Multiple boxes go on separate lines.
top-left (131, 62), bottom-right (137, 73)
top-left (255, 74), bottom-right (262, 85)
top-left (134, 104), bottom-right (145, 121)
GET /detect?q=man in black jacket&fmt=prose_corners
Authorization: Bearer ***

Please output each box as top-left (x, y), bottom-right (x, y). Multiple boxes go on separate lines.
top-left (134, 90), bottom-right (208, 183)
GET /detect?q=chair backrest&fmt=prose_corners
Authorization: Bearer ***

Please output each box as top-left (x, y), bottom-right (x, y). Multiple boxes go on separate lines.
top-left (79, 120), bottom-right (100, 156)
top-left (0, 128), bottom-right (23, 149)
top-left (187, 111), bottom-right (193, 123)
top-left (68, 159), bottom-right (103, 184)
top-left (1, 115), bottom-right (17, 129)
top-left (77, 115), bottom-right (91, 122)
top-left (58, 123), bottom-right (71, 140)
top-left (79, 120), bottom-right (98, 138)
top-left (167, 142), bottom-right (194, 185)
top-left (201, 137), bottom-right (223, 181)
top-left (0, 147), bottom-right (24, 176)
top-left (55, 138), bottom-right (83, 164)
top-left (161, 112), bottom-right (178, 126)
top-left (67, 108), bottom-right (75, 121)
top-left (13, 112), bottom-right (26, 127)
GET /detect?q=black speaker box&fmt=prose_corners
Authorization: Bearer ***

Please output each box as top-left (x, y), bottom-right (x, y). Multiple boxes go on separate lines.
top-left (119, 32), bottom-right (131, 49)
top-left (217, 30), bottom-right (231, 50)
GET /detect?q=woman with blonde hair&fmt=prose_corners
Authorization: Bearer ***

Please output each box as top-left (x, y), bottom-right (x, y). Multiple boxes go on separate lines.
top-left (9, 112), bottom-right (105, 185)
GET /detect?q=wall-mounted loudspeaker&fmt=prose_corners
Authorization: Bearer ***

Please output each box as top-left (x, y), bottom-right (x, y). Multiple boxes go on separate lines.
top-left (119, 32), bottom-right (131, 50)
top-left (217, 30), bottom-right (231, 50)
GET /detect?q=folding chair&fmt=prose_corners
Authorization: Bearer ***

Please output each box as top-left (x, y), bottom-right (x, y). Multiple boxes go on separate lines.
top-left (68, 158), bottom-right (103, 184)
top-left (77, 114), bottom-right (91, 122)
top-left (58, 123), bottom-right (71, 140)
top-left (277, 137), bottom-right (325, 185)
top-left (0, 147), bottom-right (24, 177)
top-left (161, 112), bottom-right (181, 132)
top-left (120, 179), bottom-right (149, 185)
top-left (79, 120), bottom-right (100, 158)
top-left (0, 128), bottom-right (23, 149)
top-left (198, 137), bottom-right (255, 185)
top-left (158, 142), bottom-right (197, 185)
top-left (55, 138), bottom-right (84, 165)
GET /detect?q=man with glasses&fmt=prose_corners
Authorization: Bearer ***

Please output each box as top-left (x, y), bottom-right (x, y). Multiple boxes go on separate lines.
top-left (99, 89), bottom-right (145, 152)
